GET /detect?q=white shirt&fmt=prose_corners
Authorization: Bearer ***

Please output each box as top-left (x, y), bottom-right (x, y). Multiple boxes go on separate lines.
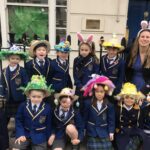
top-left (59, 106), bottom-right (69, 118)
top-left (31, 103), bottom-right (40, 112)
top-left (123, 104), bottom-right (133, 111)
top-left (36, 58), bottom-right (45, 66)
top-left (59, 58), bottom-right (66, 65)
top-left (107, 56), bottom-right (117, 64)
top-left (97, 101), bottom-right (103, 111)
top-left (9, 65), bottom-right (17, 72)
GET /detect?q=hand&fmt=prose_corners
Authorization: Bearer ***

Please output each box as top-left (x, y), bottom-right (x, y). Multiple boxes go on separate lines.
top-left (48, 134), bottom-right (55, 146)
top-left (80, 87), bottom-right (84, 91)
top-left (15, 136), bottom-right (26, 145)
top-left (71, 139), bottom-right (80, 145)
top-left (109, 133), bottom-right (114, 141)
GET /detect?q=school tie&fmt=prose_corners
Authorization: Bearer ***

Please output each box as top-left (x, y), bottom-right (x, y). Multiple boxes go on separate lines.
top-left (62, 61), bottom-right (66, 67)
top-left (107, 58), bottom-right (114, 64)
top-left (39, 60), bottom-right (44, 68)
top-left (60, 110), bottom-right (66, 120)
top-left (32, 104), bottom-right (37, 115)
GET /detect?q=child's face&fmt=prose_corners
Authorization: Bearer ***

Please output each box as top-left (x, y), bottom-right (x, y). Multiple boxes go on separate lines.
top-left (8, 55), bottom-right (21, 66)
top-left (57, 51), bottom-right (69, 60)
top-left (147, 94), bottom-right (150, 102)
top-left (60, 96), bottom-right (72, 111)
top-left (34, 47), bottom-right (47, 60)
top-left (79, 44), bottom-right (91, 57)
top-left (123, 95), bottom-right (135, 107)
top-left (107, 47), bottom-right (118, 58)
top-left (95, 85), bottom-right (105, 101)
top-left (28, 90), bottom-right (45, 104)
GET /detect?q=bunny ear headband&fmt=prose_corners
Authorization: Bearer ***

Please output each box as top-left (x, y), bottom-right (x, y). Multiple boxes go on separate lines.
top-left (77, 32), bottom-right (93, 47)
top-left (137, 20), bottom-right (150, 37)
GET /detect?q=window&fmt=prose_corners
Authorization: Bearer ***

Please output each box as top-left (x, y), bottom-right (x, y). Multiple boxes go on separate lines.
top-left (7, 0), bottom-right (48, 4)
top-left (56, 0), bottom-right (67, 6)
top-left (8, 6), bottom-right (48, 44)
top-left (86, 19), bottom-right (100, 30)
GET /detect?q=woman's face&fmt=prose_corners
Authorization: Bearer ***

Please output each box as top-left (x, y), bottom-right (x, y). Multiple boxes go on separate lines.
top-left (95, 85), bottom-right (105, 101)
top-left (138, 31), bottom-right (150, 47)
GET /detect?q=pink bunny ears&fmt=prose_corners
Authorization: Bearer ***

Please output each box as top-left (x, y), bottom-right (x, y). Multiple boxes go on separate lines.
top-left (77, 32), bottom-right (93, 45)
top-left (137, 20), bottom-right (150, 37)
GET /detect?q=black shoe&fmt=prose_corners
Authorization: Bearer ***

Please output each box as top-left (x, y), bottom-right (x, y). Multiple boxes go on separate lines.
top-left (72, 144), bottom-right (80, 150)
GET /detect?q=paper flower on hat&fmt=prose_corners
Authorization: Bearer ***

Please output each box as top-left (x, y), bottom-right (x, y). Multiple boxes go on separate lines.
top-left (20, 75), bottom-right (54, 97)
top-left (54, 41), bottom-right (71, 52)
top-left (83, 74), bottom-right (115, 97)
top-left (55, 88), bottom-right (78, 102)
top-left (102, 34), bottom-right (123, 50)
top-left (0, 44), bottom-right (28, 60)
top-left (137, 20), bottom-right (150, 37)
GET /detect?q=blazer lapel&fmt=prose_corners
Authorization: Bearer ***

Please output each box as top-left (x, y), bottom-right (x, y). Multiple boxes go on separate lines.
top-left (32, 59), bottom-right (41, 75)
top-left (3, 67), bottom-right (10, 96)
top-left (108, 56), bottom-right (119, 69)
top-left (56, 58), bottom-right (68, 72)
top-left (64, 107), bottom-right (75, 125)
top-left (46, 58), bottom-right (50, 78)
top-left (11, 65), bottom-right (20, 80)
top-left (98, 103), bottom-right (108, 116)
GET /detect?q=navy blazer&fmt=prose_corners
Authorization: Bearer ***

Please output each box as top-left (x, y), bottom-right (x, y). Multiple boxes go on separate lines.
top-left (49, 58), bottom-right (72, 92)
top-left (15, 100), bottom-right (52, 144)
top-left (73, 56), bottom-right (99, 95)
top-left (83, 99), bottom-right (115, 138)
top-left (25, 57), bottom-right (51, 84)
top-left (100, 54), bottom-right (125, 94)
top-left (52, 106), bottom-right (84, 141)
top-left (1, 65), bottom-right (29, 102)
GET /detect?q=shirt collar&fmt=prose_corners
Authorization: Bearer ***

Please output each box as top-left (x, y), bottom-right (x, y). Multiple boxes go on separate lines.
top-left (123, 104), bottom-right (133, 111)
top-left (9, 65), bottom-right (17, 72)
top-left (36, 58), bottom-right (45, 63)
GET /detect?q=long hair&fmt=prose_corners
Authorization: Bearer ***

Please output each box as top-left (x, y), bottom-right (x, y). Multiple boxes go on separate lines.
top-left (128, 33), bottom-right (150, 68)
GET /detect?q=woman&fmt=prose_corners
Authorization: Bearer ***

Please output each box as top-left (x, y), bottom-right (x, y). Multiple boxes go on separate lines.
top-left (126, 20), bottom-right (150, 92)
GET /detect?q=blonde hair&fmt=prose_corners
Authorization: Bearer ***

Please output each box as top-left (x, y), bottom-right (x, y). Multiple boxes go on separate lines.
top-left (128, 34), bottom-right (150, 68)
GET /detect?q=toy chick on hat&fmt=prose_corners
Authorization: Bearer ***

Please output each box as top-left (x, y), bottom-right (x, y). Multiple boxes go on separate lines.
top-left (54, 88), bottom-right (78, 106)
top-left (20, 75), bottom-right (54, 97)
top-left (102, 34), bottom-right (124, 51)
top-left (83, 74), bottom-right (115, 97)
top-left (115, 82), bottom-right (145, 102)
top-left (29, 40), bottom-right (51, 58)
top-left (54, 41), bottom-right (71, 52)
top-left (0, 44), bottom-right (28, 60)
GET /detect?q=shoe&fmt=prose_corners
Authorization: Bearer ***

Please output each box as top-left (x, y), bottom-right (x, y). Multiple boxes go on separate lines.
top-left (72, 144), bottom-right (80, 150)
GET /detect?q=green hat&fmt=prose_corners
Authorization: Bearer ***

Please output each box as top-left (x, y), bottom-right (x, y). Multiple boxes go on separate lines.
top-left (0, 45), bottom-right (28, 60)
top-left (20, 75), bottom-right (54, 97)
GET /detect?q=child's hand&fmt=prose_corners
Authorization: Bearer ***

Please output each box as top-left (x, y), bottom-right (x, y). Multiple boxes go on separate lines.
top-left (80, 87), bottom-right (84, 91)
top-left (71, 139), bottom-right (80, 145)
top-left (109, 133), bottom-right (114, 141)
top-left (48, 134), bottom-right (55, 146)
top-left (15, 136), bottom-right (26, 144)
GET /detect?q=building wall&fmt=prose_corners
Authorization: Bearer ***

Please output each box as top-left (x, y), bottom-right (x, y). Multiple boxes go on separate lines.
top-left (68, 0), bottom-right (129, 50)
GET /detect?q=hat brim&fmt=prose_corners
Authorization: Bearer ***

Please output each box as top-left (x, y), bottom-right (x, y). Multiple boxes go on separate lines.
top-left (54, 93), bottom-right (78, 101)
top-left (0, 50), bottom-right (28, 60)
top-left (29, 40), bottom-right (51, 58)
top-left (103, 42), bottom-right (124, 51)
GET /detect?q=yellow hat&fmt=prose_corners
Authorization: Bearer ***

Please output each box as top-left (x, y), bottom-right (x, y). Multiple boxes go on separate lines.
top-left (115, 83), bottom-right (145, 102)
top-left (29, 40), bottom-right (51, 58)
top-left (102, 34), bottom-right (124, 50)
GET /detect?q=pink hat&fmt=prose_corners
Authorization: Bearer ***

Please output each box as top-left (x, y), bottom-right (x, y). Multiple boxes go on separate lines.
top-left (83, 74), bottom-right (115, 97)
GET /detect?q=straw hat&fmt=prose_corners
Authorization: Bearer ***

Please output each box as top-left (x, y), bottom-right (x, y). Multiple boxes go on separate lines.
top-left (29, 40), bottom-right (51, 57)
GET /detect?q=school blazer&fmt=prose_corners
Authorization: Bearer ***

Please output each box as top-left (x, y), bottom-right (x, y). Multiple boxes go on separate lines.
top-left (15, 100), bottom-right (52, 144)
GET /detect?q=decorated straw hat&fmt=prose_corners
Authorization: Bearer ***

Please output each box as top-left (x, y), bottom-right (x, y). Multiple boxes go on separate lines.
top-left (29, 40), bottom-right (51, 57)
top-left (102, 34), bottom-right (124, 50)
top-left (54, 41), bottom-right (71, 52)
top-left (137, 20), bottom-right (150, 37)
top-left (116, 82), bottom-right (145, 101)
top-left (83, 74), bottom-right (115, 97)
top-left (20, 75), bottom-right (54, 97)
top-left (0, 44), bottom-right (28, 60)
top-left (55, 88), bottom-right (78, 102)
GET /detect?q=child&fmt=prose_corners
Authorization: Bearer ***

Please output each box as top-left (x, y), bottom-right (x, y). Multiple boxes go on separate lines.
top-left (100, 35), bottom-right (125, 94)
top-left (49, 41), bottom-right (72, 93)
top-left (48, 88), bottom-right (84, 150)
top-left (83, 75), bottom-right (115, 150)
top-left (139, 92), bottom-right (150, 150)
top-left (25, 40), bottom-right (51, 84)
top-left (0, 108), bottom-right (9, 150)
top-left (0, 45), bottom-right (29, 126)
top-left (73, 32), bottom-right (99, 96)
top-left (13, 75), bottom-right (54, 150)
top-left (115, 82), bottom-right (144, 150)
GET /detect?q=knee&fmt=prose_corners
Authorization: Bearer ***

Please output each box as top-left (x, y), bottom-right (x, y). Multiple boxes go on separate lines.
top-left (66, 124), bottom-right (75, 133)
